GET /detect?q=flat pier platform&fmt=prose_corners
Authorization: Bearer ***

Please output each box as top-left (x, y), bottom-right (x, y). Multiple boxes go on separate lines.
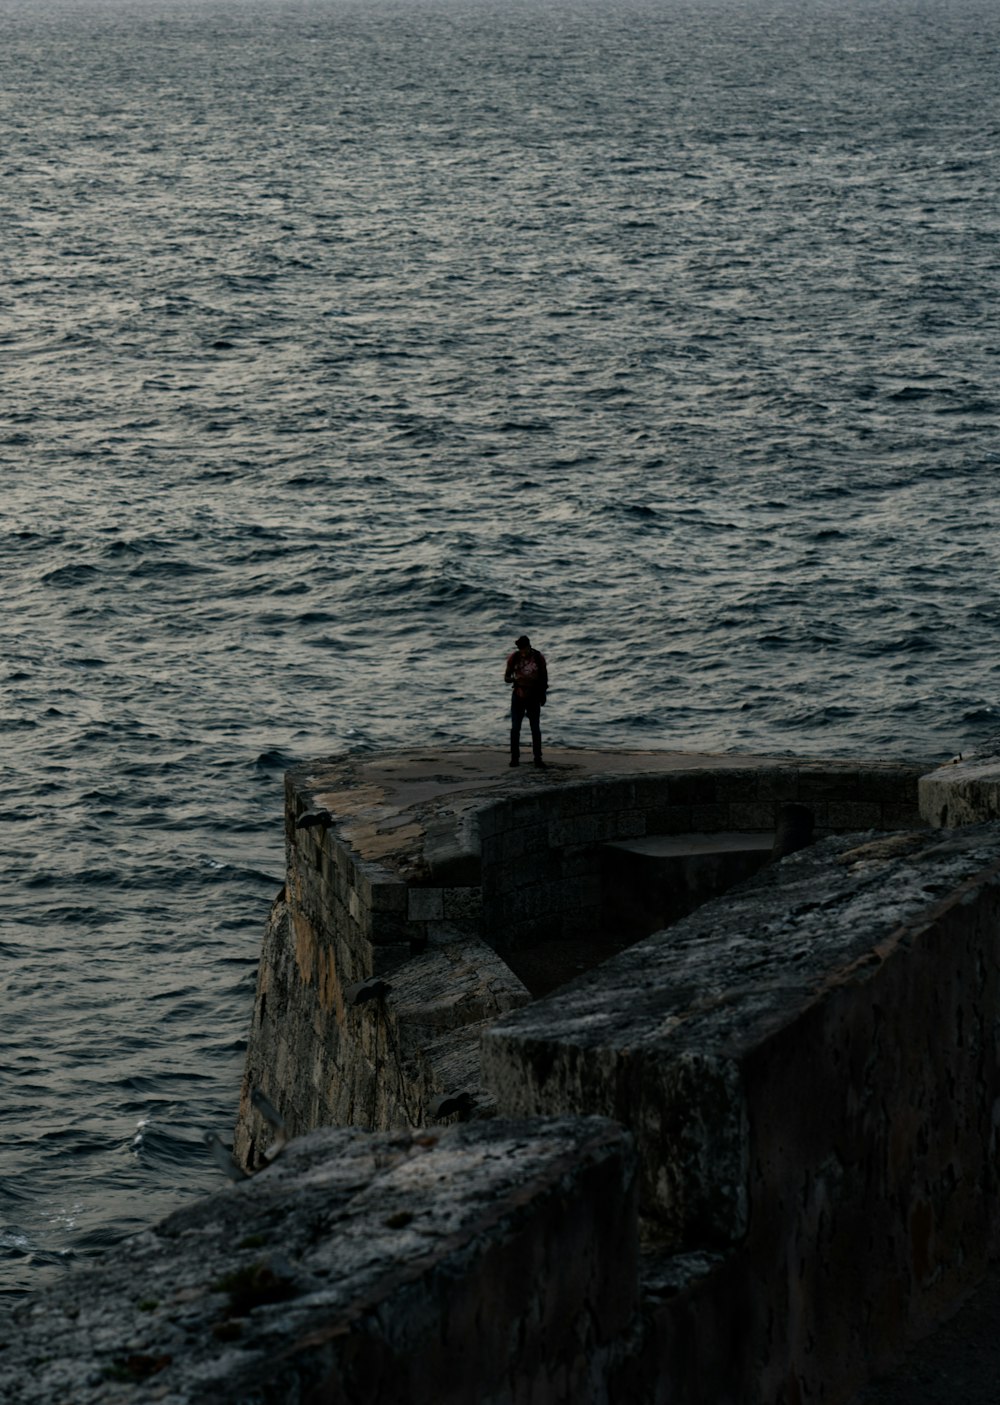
top-left (293, 744), bottom-right (927, 880)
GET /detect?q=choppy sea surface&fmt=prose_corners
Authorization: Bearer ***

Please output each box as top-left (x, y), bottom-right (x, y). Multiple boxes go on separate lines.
top-left (2, 0), bottom-right (999, 1300)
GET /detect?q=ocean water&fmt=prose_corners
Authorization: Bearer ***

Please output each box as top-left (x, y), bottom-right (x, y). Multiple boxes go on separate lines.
top-left (2, 0), bottom-right (999, 1300)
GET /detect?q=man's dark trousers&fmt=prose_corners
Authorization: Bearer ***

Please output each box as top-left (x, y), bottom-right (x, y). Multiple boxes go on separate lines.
top-left (510, 695), bottom-right (542, 763)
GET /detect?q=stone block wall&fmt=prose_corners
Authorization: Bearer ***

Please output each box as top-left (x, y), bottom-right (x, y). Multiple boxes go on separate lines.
top-left (235, 888), bottom-right (529, 1167)
top-left (479, 762), bottom-right (925, 952)
top-left (482, 824), bottom-right (1000, 1403)
top-left (17, 747), bottom-right (1000, 1404)
top-left (235, 775), bottom-right (534, 1165)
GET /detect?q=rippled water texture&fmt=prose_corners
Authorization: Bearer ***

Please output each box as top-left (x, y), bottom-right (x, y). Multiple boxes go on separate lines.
top-left (1, 0), bottom-right (999, 1297)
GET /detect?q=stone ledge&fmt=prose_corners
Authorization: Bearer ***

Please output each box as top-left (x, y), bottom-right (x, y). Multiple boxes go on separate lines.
top-left (0, 1120), bottom-right (637, 1405)
top-left (293, 747), bottom-right (930, 878)
top-left (919, 753), bottom-right (1000, 828)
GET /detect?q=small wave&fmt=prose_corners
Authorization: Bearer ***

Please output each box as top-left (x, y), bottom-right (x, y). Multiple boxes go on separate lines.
top-left (296, 610), bottom-right (339, 625)
top-left (40, 564), bottom-right (99, 587)
top-left (0, 1230), bottom-right (31, 1257)
top-left (934, 399), bottom-right (996, 416)
top-left (126, 558), bottom-right (214, 579)
top-left (128, 1123), bottom-right (217, 1170)
top-left (887, 386), bottom-right (937, 402)
top-left (286, 472), bottom-right (331, 487)
top-left (962, 706), bottom-right (1000, 724)
top-left (254, 748), bottom-right (297, 771)
top-left (386, 424), bottom-right (444, 446)
top-left (866, 632), bottom-right (936, 655)
top-left (37, 1127), bottom-right (117, 1155)
top-left (100, 537), bottom-right (161, 559)
top-left (496, 419), bottom-right (552, 433)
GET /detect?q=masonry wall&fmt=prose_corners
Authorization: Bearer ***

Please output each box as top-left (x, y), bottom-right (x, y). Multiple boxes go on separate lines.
top-left (235, 775), bottom-right (529, 1167)
top-left (234, 758), bottom-right (921, 1163)
top-left (236, 760), bottom-right (925, 1166)
top-left (14, 750), bottom-right (1000, 1404)
top-left (479, 762), bottom-right (924, 951)
top-left (483, 827), bottom-right (1000, 1403)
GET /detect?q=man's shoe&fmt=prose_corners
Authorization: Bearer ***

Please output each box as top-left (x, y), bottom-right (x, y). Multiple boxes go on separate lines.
top-left (509, 757), bottom-right (519, 767)
top-left (533, 758), bottom-right (546, 769)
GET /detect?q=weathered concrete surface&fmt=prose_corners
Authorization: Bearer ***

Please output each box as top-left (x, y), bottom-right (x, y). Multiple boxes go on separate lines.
top-left (920, 752), bottom-right (1000, 828)
top-left (483, 823), bottom-right (1000, 1403)
top-left (0, 1119), bottom-right (637, 1405)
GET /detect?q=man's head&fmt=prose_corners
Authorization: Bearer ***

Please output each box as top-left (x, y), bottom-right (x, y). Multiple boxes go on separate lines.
top-left (515, 634), bottom-right (531, 653)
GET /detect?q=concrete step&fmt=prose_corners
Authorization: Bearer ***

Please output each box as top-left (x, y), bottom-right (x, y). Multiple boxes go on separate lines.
top-left (601, 831), bottom-right (775, 938)
top-left (608, 832), bottom-right (774, 859)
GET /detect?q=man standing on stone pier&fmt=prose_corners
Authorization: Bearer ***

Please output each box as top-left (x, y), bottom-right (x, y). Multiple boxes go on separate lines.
top-left (505, 634), bottom-right (548, 769)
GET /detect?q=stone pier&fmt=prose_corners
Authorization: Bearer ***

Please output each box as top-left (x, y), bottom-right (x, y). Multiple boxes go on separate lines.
top-left (233, 746), bottom-right (925, 1166)
top-left (8, 745), bottom-right (1000, 1404)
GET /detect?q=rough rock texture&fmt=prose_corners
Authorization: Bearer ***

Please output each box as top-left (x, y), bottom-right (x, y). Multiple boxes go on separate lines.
top-left (0, 1119), bottom-right (637, 1405)
top-left (483, 824), bottom-right (1000, 1403)
top-left (236, 895), bottom-right (529, 1167)
top-left (919, 752), bottom-right (1000, 828)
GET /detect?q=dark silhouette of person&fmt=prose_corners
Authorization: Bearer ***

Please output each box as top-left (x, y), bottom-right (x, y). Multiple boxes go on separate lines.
top-left (504, 634), bottom-right (548, 768)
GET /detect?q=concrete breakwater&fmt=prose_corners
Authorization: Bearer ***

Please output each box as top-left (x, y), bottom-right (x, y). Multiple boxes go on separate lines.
top-left (5, 746), bottom-right (1000, 1403)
